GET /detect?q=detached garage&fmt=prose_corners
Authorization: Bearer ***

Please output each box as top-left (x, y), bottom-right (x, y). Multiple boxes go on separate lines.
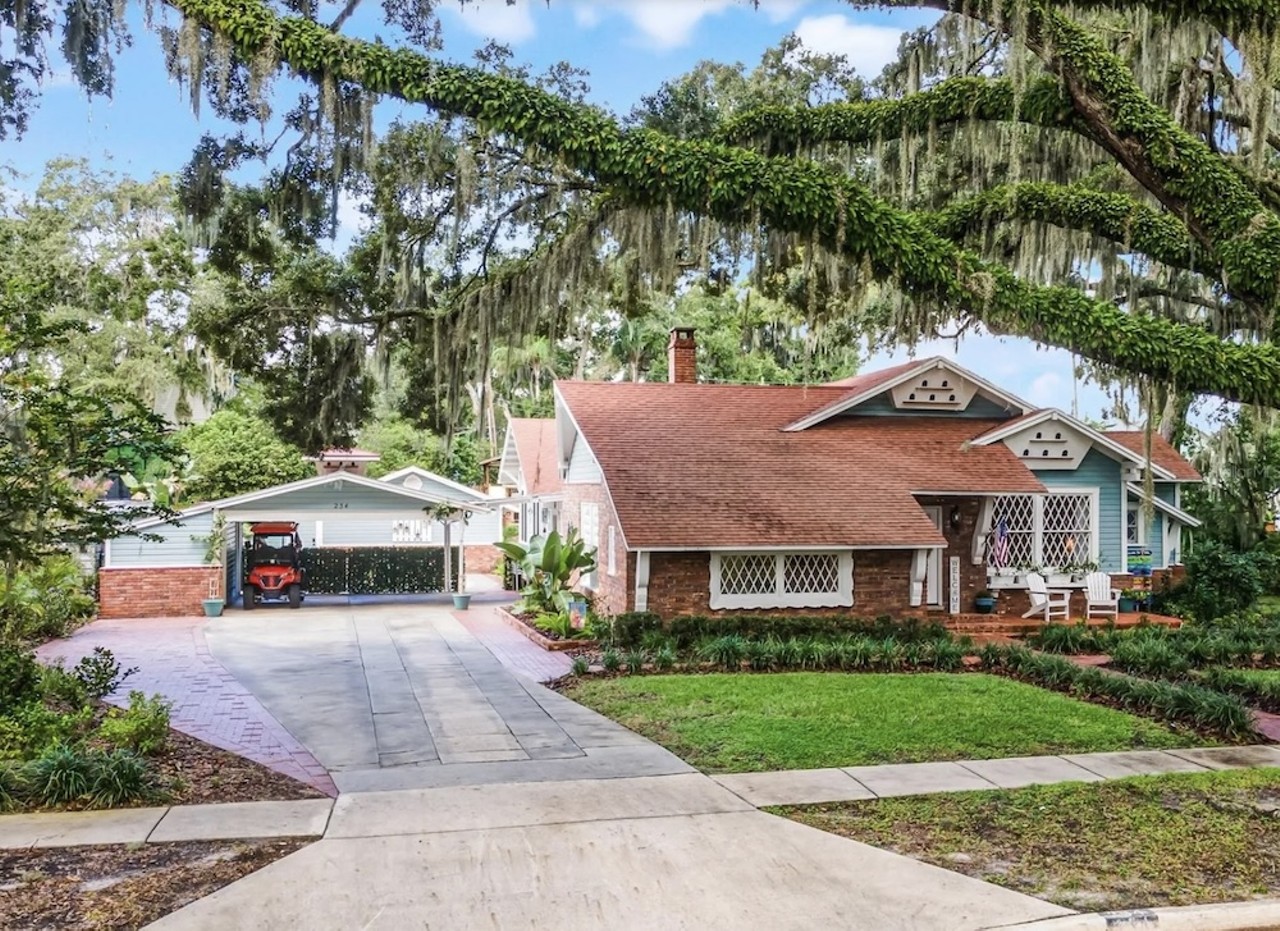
top-left (101, 469), bottom-right (503, 618)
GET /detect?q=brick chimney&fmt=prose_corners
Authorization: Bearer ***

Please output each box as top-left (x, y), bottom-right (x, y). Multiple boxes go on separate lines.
top-left (667, 327), bottom-right (697, 384)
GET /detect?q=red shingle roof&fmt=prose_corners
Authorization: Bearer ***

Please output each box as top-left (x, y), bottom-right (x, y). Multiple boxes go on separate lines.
top-left (555, 381), bottom-right (1045, 549)
top-left (823, 358), bottom-right (936, 390)
top-left (1106, 431), bottom-right (1202, 481)
top-left (509, 418), bottom-right (562, 496)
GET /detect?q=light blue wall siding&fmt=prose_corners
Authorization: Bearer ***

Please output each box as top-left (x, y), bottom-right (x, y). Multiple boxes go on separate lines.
top-left (843, 391), bottom-right (1018, 419)
top-left (565, 437), bottom-right (602, 483)
top-left (1040, 448), bottom-right (1124, 572)
top-left (294, 509), bottom-right (503, 548)
top-left (109, 511), bottom-right (213, 567)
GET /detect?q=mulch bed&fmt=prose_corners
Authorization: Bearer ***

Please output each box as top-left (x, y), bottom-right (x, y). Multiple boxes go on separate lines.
top-left (0, 838), bottom-right (310, 929)
top-left (496, 606), bottom-right (597, 652)
top-left (13, 725), bottom-right (326, 815)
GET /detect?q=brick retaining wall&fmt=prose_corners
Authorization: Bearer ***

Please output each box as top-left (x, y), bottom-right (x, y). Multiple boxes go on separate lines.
top-left (98, 567), bottom-right (222, 619)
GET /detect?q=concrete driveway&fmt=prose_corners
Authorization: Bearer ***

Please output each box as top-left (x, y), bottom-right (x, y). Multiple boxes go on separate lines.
top-left (203, 604), bottom-right (693, 793)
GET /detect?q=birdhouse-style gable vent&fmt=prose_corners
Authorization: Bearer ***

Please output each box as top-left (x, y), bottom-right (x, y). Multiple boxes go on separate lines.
top-left (890, 368), bottom-right (978, 411)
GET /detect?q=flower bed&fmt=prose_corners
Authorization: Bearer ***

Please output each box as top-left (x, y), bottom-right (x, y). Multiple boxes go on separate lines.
top-left (496, 606), bottom-right (597, 652)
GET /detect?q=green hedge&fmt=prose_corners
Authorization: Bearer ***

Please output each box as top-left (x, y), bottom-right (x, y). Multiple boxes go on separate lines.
top-left (987, 646), bottom-right (1257, 739)
top-left (608, 612), bottom-right (950, 649)
top-left (302, 547), bottom-right (461, 594)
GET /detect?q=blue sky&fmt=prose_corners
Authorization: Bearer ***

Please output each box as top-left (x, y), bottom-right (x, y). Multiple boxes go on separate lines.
top-left (9, 0), bottom-right (1123, 421)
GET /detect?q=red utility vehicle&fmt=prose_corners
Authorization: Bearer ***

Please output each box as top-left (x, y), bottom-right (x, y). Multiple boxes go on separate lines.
top-left (243, 522), bottom-right (305, 609)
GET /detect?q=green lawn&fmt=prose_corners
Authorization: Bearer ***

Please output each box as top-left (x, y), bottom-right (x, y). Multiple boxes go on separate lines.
top-left (775, 769), bottom-right (1280, 910)
top-left (1231, 668), bottom-right (1280, 683)
top-left (563, 673), bottom-right (1202, 772)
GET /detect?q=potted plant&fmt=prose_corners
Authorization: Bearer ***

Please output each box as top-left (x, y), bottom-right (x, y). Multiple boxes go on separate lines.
top-left (194, 513), bottom-right (227, 617)
top-left (1069, 561), bottom-right (1099, 583)
top-left (973, 590), bottom-right (997, 614)
top-left (1046, 567), bottom-right (1073, 587)
top-left (1118, 587), bottom-right (1146, 612)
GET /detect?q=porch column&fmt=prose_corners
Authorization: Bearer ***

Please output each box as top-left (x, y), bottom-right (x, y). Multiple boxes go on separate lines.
top-left (909, 549), bottom-right (928, 607)
top-left (442, 518), bottom-right (453, 593)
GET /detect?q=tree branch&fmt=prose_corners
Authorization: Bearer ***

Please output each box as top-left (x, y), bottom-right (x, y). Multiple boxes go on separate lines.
top-left (719, 75), bottom-right (1079, 151)
top-left (167, 0), bottom-right (1280, 406)
top-left (923, 182), bottom-right (1212, 275)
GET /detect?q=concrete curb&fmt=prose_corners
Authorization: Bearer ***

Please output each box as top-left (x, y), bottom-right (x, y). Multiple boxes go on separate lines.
top-left (990, 900), bottom-right (1280, 930)
top-left (0, 798), bottom-right (335, 849)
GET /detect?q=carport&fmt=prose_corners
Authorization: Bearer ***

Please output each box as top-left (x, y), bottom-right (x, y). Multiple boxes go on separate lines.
top-left (101, 471), bottom-right (499, 618)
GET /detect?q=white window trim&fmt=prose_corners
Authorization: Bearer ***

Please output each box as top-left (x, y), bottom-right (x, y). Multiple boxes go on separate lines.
top-left (988, 488), bottom-right (1100, 572)
top-left (709, 551), bottom-right (854, 611)
top-left (607, 525), bottom-right (617, 577)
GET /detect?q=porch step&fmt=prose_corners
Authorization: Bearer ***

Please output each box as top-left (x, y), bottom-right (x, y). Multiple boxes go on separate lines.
top-left (944, 612), bottom-right (1181, 640)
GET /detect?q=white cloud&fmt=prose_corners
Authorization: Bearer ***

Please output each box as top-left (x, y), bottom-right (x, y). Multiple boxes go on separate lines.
top-left (571, 2), bottom-right (602, 28)
top-left (756, 0), bottom-right (807, 23)
top-left (617, 0), bottom-right (733, 50)
top-left (1026, 370), bottom-right (1065, 408)
top-left (452, 0), bottom-right (537, 45)
top-left (793, 14), bottom-right (905, 78)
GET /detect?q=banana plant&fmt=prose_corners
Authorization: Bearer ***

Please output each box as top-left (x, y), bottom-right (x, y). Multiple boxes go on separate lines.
top-left (494, 529), bottom-right (597, 614)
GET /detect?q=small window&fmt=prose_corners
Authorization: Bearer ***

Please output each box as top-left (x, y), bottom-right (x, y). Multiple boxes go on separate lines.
top-left (711, 552), bottom-right (853, 610)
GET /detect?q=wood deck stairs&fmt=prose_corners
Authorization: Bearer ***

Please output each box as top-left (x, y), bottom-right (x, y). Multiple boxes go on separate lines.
top-left (943, 612), bottom-right (1182, 643)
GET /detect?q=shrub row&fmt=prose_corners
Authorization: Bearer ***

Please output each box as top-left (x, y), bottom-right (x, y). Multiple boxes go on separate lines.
top-left (987, 647), bottom-right (1257, 739)
top-left (0, 555), bottom-right (96, 644)
top-left (1198, 668), bottom-right (1280, 714)
top-left (0, 744), bottom-right (152, 810)
top-left (1030, 620), bottom-right (1280, 669)
top-left (608, 612), bottom-right (952, 650)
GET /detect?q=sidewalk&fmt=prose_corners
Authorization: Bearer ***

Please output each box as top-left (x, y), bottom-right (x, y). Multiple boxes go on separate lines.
top-left (709, 744), bottom-right (1280, 807)
top-left (0, 798), bottom-right (333, 849)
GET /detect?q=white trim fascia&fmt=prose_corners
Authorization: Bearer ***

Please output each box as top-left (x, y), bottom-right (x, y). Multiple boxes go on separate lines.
top-left (783, 358), bottom-right (1033, 432)
top-left (100, 563), bottom-right (211, 571)
top-left (910, 488), bottom-right (1047, 497)
top-left (972, 409), bottom-right (1178, 480)
top-left (553, 383), bottom-right (631, 552)
top-left (377, 466), bottom-right (487, 500)
top-left (130, 472), bottom-right (492, 531)
top-left (102, 537), bottom-right (112, 567)
top-left (634, 550), bottom-right (651, 612)
top-left (1125, 482), bottom-right (1203, 528)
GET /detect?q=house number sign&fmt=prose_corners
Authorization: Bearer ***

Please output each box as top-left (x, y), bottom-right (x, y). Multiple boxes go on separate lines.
top-left (948, 557), bottom-right (961, 615)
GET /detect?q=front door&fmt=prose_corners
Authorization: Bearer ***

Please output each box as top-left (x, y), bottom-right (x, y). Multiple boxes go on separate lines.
top-left (924, 507), bottom-right (944, 607)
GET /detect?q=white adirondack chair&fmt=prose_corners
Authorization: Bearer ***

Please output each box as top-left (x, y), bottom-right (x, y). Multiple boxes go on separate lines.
top-left (1084, 571), bottom-right (1120, 620)
top-left (1022, 572), bottom-right (1070, 622)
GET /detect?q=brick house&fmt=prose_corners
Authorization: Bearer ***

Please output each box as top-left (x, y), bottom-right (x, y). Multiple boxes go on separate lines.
top-left (522, 329), bottom-right (1201, 620)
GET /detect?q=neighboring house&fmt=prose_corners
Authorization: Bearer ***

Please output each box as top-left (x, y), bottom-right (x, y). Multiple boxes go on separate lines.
top-left (497, 417), bottom-right (564, 543)
top-left (99, 467), bottom-right (502, 618)
top-left (550, 329), bottom-right (1202, 619)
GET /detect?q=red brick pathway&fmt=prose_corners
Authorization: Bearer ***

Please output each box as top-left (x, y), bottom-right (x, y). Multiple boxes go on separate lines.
top-left (37, 617), bottom-right (337, 797)
top-left (453, 605), bottom-right (574, 682)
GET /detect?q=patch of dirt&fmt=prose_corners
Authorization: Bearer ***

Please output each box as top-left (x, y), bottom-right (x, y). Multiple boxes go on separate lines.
top-left (156, 730), bottom-right (327, 806)
top-left (0, 838), bottom-right (310, 929)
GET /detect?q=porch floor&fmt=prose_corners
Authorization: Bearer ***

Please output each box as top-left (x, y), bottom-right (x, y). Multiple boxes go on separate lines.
top-left (943, 611), bottom-right (1181, 642)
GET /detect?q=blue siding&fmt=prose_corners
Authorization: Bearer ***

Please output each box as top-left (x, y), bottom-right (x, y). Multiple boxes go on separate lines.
top-left (109, 511), bottom-right (213, 567)
top-left (225, 484), bottom-right (436, 514)
top-left (1041, 448), bottom-right (1124, 572)
top-left (842, 391), bottom-right (1018, 418)
top-left (381, 472), bottom-right (486, 502)
top-left (565, 437), bottom-right (602, 483)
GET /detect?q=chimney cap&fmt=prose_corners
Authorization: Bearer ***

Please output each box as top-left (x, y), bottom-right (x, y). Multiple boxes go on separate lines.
top-left (669, 326), bottom-right (696, 340)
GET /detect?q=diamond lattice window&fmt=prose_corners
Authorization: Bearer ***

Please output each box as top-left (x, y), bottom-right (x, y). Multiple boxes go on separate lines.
top-left (784, 554), bottom-right (840, 594)
top-left (719, 554), bottom-right (776, 595)
top-left (986, 491), bottom-right (1096, 572)
top-left (987, 495), bottom-right (1035, 568)
top-left (712, 552), bottom-right (853, 609)
top-left (1042, 493), bottom-right (1092, 568)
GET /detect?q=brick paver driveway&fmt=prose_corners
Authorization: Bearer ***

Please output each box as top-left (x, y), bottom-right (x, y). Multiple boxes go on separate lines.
top-left (40, 602), bottom-right (685, 794)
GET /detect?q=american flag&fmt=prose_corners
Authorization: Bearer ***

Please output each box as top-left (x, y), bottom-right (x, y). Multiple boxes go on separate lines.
top-left (992, 517), bottom-right (1010, 568)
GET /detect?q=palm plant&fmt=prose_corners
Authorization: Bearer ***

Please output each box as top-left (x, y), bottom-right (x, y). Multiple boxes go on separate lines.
top-left (494, 529), bottom-right (597, 614)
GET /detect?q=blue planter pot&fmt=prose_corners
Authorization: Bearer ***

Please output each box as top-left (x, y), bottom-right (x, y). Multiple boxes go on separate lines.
top-left (974, 597), bottom-right (997, 614)
top-left (452, 593), bottom-right (472, 611)
top-left (202, 598), bottom-right (225, 618)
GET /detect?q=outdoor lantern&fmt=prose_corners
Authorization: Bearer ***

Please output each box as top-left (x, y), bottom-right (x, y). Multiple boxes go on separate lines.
top-left (949, 506), bottom-right (962, 531)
